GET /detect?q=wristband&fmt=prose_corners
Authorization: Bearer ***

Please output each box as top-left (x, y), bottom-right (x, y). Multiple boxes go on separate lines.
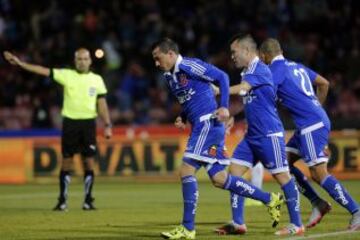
top-left (239, 89), bottom-right (247, 96)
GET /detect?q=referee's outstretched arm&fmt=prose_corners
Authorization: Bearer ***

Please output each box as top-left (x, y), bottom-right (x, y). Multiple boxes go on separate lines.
top-left (3, 51), bottom-right (50, 77)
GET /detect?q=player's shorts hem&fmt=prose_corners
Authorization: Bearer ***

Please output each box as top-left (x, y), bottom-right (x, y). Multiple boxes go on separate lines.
top-left (184, 152), bottom-right (230, 165)
top-left (268, 167), bottom-right (289, 174)
top-left (230, 159), bottom-right (253, 168)
top-left (285, 147), bottom-right (300, 155)
top-left (306, 157), bottom-right (328, 167)
top-left (266, 131), bottom-right (284, 137)
top-left (199, 113), bottom-right (214, 122)
top-left (300, 122), bottom-right (325, 135)
top-left (216, 159), bottom-right (231, 165)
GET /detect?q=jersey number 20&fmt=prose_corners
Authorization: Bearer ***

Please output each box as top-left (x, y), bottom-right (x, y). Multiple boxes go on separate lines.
top-left (294, 68), bottom-right (315, 97)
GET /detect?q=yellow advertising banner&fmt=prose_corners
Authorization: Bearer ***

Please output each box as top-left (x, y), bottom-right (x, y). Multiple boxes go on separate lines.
top-left (0, 127), bottom-right (359, 183)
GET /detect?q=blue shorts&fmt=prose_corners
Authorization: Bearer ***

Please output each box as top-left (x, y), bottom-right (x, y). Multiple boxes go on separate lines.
top-left (183, 158), bottom-right (227, 178)
top-left (231, 133), bottom-right (289, 174)
top-left (286, 123), bottom-right (329, 167)
top-left (184, 113), bottom-right (230, 165)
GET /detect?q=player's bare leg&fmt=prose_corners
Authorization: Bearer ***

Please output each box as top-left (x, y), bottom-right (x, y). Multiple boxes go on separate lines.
top-left (246, 163), bottom-right (264, 206)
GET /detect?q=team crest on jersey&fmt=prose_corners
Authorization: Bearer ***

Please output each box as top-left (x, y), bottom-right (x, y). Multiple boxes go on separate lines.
top-left (179, 73), bottom-right (189, 87)
top-left (89, 87), bottom-right (96, 97)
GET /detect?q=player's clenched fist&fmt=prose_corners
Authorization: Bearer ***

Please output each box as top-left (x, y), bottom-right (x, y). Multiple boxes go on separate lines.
top-left (174, 116), bottom-right (186, 130)
top-left (214, 107), bottom-right (230, 122)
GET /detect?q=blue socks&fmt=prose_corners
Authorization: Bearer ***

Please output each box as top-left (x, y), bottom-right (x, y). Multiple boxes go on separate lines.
top-left (321, 175), bottom-right (359, 214)
top-left (282, 178), bottom-right (302, 227)
top-left (290, 166), bottom-right (320, 203)
top-left (224, 174), bottom-right (271, 204)
top-left (182, 176), bottom-right (198, 231)
top-left (231, 193), bottom-right (245, 225)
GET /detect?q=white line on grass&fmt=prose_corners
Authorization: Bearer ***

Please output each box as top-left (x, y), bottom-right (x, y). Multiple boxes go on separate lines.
top-left (0, 191), bottom-right (115, 200)
top-left (284, 230), bottom-right (359, 240)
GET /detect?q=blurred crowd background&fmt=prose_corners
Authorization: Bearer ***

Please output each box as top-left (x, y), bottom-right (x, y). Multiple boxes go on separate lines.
top-left (0, 0), bottom-right (359, 130)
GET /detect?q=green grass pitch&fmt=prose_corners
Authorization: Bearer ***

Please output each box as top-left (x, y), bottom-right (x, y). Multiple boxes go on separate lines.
top-left (0, 179), bottom-right (359, 239)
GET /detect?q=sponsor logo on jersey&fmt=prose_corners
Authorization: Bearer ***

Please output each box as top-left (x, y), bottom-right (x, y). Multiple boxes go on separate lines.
top-left (176, 88), bottom-right (196, 104)
top-left (242, 89), bottom-right (257, 104)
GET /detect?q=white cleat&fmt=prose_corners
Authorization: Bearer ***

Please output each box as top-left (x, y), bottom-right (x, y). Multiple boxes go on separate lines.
top-left (306, 200), bottom-right (331, 228)
top-left (275, 224), bottom-right (305, 236)
top-left (349, 211), bottom-right (360, 231)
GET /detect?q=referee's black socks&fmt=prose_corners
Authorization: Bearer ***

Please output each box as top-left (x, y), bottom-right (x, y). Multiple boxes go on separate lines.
top-left (84, 170), bottom-right (94, 202)
top-left (59, 170), bottom-right (71, 202)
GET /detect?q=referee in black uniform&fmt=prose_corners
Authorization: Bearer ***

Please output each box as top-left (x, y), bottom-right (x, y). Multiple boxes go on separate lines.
top-left (4, 49), bottom-right (112, 211)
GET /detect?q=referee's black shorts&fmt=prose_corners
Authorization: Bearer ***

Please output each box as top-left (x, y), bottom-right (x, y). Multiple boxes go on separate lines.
top-left (61, 117), bottom-right (97, 158)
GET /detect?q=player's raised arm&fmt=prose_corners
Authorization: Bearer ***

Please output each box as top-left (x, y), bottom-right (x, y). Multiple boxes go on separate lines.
top-left (313, 74), bottom-right (329, 105)
top-left (3, 51), bottom-right (50, 77)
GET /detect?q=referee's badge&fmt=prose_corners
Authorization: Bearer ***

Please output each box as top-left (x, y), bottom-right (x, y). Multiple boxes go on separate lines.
top-left (89, 87), bottom-right (96, 97)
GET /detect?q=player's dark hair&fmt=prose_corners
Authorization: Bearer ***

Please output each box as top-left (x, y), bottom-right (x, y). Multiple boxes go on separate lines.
top-left (151, 38), bottom-right (179, 54)
top-left (259, 38), bottom-right (282, 56)
top-left (229, 33), bottom-right (257, 51)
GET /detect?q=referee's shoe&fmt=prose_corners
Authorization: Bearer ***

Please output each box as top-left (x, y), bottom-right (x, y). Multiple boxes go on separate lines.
top-left (83, 197), bottom-right (96, 210)
top-left (53, 198), bottom-right (67, 211)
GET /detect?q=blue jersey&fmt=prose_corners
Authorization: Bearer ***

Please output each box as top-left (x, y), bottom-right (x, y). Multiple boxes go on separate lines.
top-left (164, 55), bottom-right (229, 125)
top-left (270, 56), bottom-right (330, 129)
top-left (241, 57), bottom-right (284, 137)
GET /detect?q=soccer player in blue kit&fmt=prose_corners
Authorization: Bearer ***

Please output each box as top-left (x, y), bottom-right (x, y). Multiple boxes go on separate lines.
top-left (215, 34), bottom-right (304, 236)
top-left (259, 38), bottom-right (360, 231)
top-left (151, 38), bottom-right (284, 240)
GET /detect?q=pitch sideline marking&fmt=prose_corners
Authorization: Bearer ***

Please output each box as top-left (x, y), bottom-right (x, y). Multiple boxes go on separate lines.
top-left (0, 191), bottom-right (115, 200)
top-left (284, 229), bottom-right (359, 240)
